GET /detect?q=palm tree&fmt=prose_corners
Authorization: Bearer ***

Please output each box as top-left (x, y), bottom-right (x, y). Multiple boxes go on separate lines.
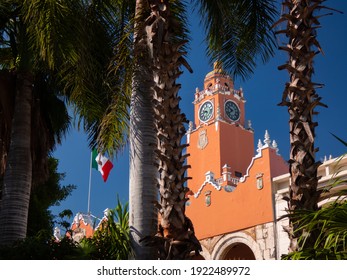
top-left (275, 0), bottom-right (337, 252)
top-left (0, 0), bottom-right (75, 244)
top-left (129, 0), bottom-right (278, 259)
top-left (0, 0), bottom-right (130, 245)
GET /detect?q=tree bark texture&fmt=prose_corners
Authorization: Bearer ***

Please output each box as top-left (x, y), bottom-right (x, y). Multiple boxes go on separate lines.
top-left (140, 0), bottom-right (201, 259)
top-left (0, 72), bottom-right (33, 245)
top-left (0, 71), bottom-right (15, 180)
top-left (276, 0), bottom-right (328, 252)
top-left (129, 0), bottom-right (159, 259)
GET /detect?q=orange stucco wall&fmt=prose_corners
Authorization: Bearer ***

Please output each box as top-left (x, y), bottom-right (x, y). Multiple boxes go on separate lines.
top-left (186, 121), bottom-right (255, 202)
top-left (219, 122), bottom-right (254, 175)
top-left (186, 146), bottom-right (288, 240)
top-left (67, 222), bottom-right (94, 240)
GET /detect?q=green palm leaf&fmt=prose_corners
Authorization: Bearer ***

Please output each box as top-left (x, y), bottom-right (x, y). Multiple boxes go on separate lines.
top-left (195, 0), bottom-right (278, 80)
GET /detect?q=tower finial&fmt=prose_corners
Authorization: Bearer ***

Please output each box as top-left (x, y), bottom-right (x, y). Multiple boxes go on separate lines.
top-left (213, 61), bottom-right (219, 70)
top-left (264, 130), bottom-right (271, 146)
top-left (213, 60), bottom-right (223, 72)
top-left (257, 139), bottom-right (263, 154)
top-left (272, 140), bottom-right (279, 154)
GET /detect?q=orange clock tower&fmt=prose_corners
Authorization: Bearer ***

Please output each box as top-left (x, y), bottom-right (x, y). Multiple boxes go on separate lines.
top-left (185, 65), bottom-right (288, 252)
top-left (186, 64), bottom-right (255, 196)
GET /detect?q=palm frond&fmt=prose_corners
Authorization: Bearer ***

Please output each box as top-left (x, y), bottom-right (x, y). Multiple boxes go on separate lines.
top-left (54, 0), bottom-right (136, 156)
top-left (195, 0), bottom-right (278, 80)
top-left (22, 0), bottom-right (78, 69)
top-left (282, 200), bottom-right (347, 259)
top-left (0, 1), bottom-right (20, 69)
top-left (331, 133), bottom-right (347, 147)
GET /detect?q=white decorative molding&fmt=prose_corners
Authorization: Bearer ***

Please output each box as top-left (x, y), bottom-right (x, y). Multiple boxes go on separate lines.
top-left (193, 87), bottom-right (243, 104)
top-left (257, 139), bottom-right (263, 154)
top-left (197, 129), bottom-right (208, 150)
top-left (241, 130), bottom-right (281, 183)
top-left (239, 153), bottom-right (262, 183)
top-left (186, 121), bottom-right (193, 144)
top-left (194, 171), bottom-right (222, 198)
top-left (215, 121), bottom-right (219, 131)
top-left (215, 105), bottom-right (222, 131)
top-left (71, 212), bottom-right (101, 229)
top-left (272, 140), bottom-right (279, 154)
top-left (247, 120), bottom-right (253, 131)
top-left (256, 130), bottom-right (280, 156)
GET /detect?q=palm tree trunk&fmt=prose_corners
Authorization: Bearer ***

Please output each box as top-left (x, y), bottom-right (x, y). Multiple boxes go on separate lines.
top-left (129, 0), bottom-right (159, 259)
top-left (277, 0), bottom-right (327, 253)
top-left (0, 71), bottom-right (15, 179)
top-left (141, 0), bottom-right (201, 260)
top-left (0, 72), bottom-right (33, 245)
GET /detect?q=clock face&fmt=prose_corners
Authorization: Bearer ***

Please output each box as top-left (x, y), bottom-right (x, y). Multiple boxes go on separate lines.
top-left (199, 101), bottom-right (214, 122)
top-left (225, 100), bottom-right (240, 121)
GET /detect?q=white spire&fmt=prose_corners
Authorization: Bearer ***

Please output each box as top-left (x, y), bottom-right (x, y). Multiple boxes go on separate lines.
top-left (256, 139), bottom-right (263, 155)
top-left (272, 140), bottom-right (279, 154)
top-left (257, 130), bottom-right (281, 155)
top-left (247, 120), bottom-right (253, 130)
top-left (257, 139), bottom-right (263, 150)
top-left (264, 130), bottom-right (271, 146)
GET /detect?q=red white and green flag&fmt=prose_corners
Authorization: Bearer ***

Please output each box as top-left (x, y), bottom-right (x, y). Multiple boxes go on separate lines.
top-left (91, 149), bottom-right (113, 182)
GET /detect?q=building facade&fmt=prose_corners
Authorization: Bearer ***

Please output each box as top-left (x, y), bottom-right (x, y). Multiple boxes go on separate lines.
top-left (64, 209), bottom-right (109, 242)
top-left (185, 65), bottom-right (347, 259)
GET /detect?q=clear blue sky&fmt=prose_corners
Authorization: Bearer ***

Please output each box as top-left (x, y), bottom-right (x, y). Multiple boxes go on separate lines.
top-left (51, 0), bottom-right (347, 223)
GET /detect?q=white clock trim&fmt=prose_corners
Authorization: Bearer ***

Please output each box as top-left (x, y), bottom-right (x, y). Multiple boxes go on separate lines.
top-left (198, 100), bottom-right (214, 123)
top-left (224, 100), bottom-right (240, 121)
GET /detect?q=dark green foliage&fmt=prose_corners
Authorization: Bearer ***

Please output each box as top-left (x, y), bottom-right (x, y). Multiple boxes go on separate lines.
top-left (0, 198), bottom-right (131, 259)
top-left (0, 231), bottom-right (80, 260)
top-left (0, 0), bottom-right (131, 159)
top-left (56, 209), bottom-right (74, 233)
top-left (27, 157), bottom-right (76, 237)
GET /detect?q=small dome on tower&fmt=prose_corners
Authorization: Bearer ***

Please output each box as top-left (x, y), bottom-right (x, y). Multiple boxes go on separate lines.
top-left (203, 62), bottom-right (234, 90)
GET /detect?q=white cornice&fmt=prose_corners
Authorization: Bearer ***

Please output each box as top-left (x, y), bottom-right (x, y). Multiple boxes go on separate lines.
top-left (194, 171), bottom-right (222, 198)
top-left (240, 130), bottom-right (280, 183)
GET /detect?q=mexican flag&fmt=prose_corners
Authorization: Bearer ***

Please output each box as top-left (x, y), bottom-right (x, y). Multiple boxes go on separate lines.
top-left (92, 149), bottom-right (114, 182)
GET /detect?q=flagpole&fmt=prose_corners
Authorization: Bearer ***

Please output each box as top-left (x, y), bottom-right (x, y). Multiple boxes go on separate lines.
top-left (87, 151), bottom-right (93, 214)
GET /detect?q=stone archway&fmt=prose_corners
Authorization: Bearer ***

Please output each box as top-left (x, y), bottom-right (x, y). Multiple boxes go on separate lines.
top-left (211, 231), bottom-right (263, 260)
top-left (223, 243), bottom-right (256, 260)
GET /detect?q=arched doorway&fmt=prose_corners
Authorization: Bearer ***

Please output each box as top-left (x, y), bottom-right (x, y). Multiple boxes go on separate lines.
top-left (223, 243), bottom-right (256, 260)
top-left (212, 232), bottom-right (263, 260)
